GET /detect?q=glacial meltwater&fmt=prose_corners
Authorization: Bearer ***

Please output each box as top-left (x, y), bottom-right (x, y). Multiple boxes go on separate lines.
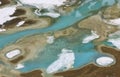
top-left (0, 0), bottom-right (117, 74)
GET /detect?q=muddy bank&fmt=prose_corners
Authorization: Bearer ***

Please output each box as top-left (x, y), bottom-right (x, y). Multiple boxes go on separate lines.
top-left (20, 70), bottom-right (43, 77)
top-left (10, 9), bottom-right (26, 16)
top-left (0, 0), bottom-right (10, 6)
top-left (10, 55), bottom-right (24, 64)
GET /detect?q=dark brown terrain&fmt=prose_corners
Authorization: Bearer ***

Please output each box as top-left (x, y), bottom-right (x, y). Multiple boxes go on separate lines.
top-left (10, 55), bottom-right (24, 64)
top-left (20, 70), bottom-right (43, 77)
top-left (0, 0), bottom-right (10, 6)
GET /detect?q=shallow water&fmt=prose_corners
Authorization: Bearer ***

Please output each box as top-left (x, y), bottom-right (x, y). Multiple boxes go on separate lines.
top-left (19, 32), bottom-right (112, 72)
top-left (0, 0), bottom-right (116, 74)
top-left (0, 0), bottom-right (115, 49)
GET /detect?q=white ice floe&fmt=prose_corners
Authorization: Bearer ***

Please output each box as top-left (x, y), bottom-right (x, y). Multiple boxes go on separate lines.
top-left (108, 30), bottom-right (120, 38)
top-left (0, 28), bottom-right (6, 32)
top-left (108, 31), bottom-right (120, 49)
top-left (5, 49), bottom-right (21, 59)
top-left (18, 0), bottom-right (66, 8)
top-left (47, 36), bottom-right (55, 44)
top-left (42, 12), bottom-right (60, 18)
top-left (103, 18), bottom-right (120, 26)
top-left (82, 31), bottom-right (99, 43)
top-left (19, 0), bottom-right (66, 18)
top-left (46, 48), bottom-right (75, 73)
top-left (96, 56), bottom-right (114, 67)
top-left (0, 6), bottom-right (17, 25)
top-left (16, 21), bottom-right (25, 27)
top-left (15, 64), bottom-right (24, 69)
top-left (34, 9), bottom-right (60, 18)
top-left (0, 1), bottom-right (2, 5)
top-left (108, 38), bottom-right (120, 49)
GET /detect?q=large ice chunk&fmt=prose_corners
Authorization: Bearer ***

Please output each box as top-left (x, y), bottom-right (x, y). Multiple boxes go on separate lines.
top-left (46, 48), bottom-right (75, 73)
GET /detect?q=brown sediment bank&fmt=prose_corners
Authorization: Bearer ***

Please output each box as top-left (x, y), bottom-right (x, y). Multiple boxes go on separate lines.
top-left (23, 19), bottom-right (37, 26)
top-left (20, 70), bottom-right (43, 77)
top-left (0, 0), bottom-right (10, 6)
top-left (10, 9), bottom-right (26, 16)
top-left (54, 46), bottom-right (120, 77)
top-left (3, 17), bottom-right (26, 29)
top-left (10, 55), bottom-right (24, 64)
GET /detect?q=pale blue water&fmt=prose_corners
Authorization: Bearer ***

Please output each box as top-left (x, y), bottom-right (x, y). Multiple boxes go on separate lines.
top-left (19, 35), bottom-right (100, 72)
top-left (0, 0), bottom-right (116, 73)
top-left (19, 32), bottom-right (113, 72)
top-left (0, 0), bottom-right (115, 49)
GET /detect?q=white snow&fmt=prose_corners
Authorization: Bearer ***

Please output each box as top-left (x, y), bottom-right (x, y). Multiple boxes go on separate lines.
top-left (108, 31), bottom-right (120, 49)
top-left (82, 31), bottom-right (99, 43)
top-left (108, 30), bottom-right (120, 38)
top-left (103, 18), bottom-right (120, 26)
top-left (34, 9), bottom-right (60, 18)
top-left (19, 0), bottom-right (66, 18)
top-left (96, 56), bottom-right (114, 67)
top-left (46, 48), bottom-right (75, 73)
top-left (0, 1), bottom-right (2, 5)
top-left (16, 21), bottom-right (25, 27)
top-left (108, 38), bottom-right (120, 49)
top-left (19, 0), bottom-right (66, 8)
top-left (47, 36), bottom-right (55, 44)
top-left (15, 64), bottom-right (24, 69)
top-left (0, 6), bottom-right (17, 25)
top-left (42, 12), bottom-right (60, 18)
top-left (0, 28), bottom-right (6, 32)
top-left (5, 49), bottom-right (21, 59)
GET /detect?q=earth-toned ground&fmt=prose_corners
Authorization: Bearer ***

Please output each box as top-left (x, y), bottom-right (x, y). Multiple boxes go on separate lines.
top-left (0, 0), bottom-right (120, 77)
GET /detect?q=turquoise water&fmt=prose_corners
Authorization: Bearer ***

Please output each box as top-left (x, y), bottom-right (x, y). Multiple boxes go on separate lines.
top-left (19, 31), bottom-right (111, 72)
top-left (0, 0), bottom-right (116, 73)
top-left (0, 0), bottom-right (115, 49)
top-left (19, 33), bottom-right (101, 72)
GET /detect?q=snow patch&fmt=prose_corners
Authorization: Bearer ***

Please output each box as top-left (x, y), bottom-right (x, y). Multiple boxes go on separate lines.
top-left (47, 36), bottom-right (55, 44)
top-left (18, 0), bottom-right (67, 18)
top-left (34, 9), bottom-right (60, 18)
top-left (18, 0), bottom-right (66, 9)
top-left (96, 56), bottom-right (114, 66)
top-left (0, 28), bottom-right (6, 32)
top-left (82, 31), bottom-right (99, 43)
top-left (108, 31), bottom-right (120, 49)
top-left (108, 38), bottom-right (120, 49)
top-left (42, 12), bottom-right (60, 18)
top-left (103, 18), bottom-right (120, 26)
top-left (16, 21), bottom-right (25, 27)
top-left (15, 64), bottom-right (24, 69)
top-left (5, 49), bottom-right (21, 59)
top-left (0, 1), bottom-right (2, 5)
top-left (0, 6), bottom-right (17, 25)
top-left (46, 48), bottom-right (75, 73)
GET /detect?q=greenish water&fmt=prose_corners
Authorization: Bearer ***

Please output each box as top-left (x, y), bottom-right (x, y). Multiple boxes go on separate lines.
top-left (0, 0), bottom-right (116, 73)
top-left (0, 0), bottom-right (115, 49)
